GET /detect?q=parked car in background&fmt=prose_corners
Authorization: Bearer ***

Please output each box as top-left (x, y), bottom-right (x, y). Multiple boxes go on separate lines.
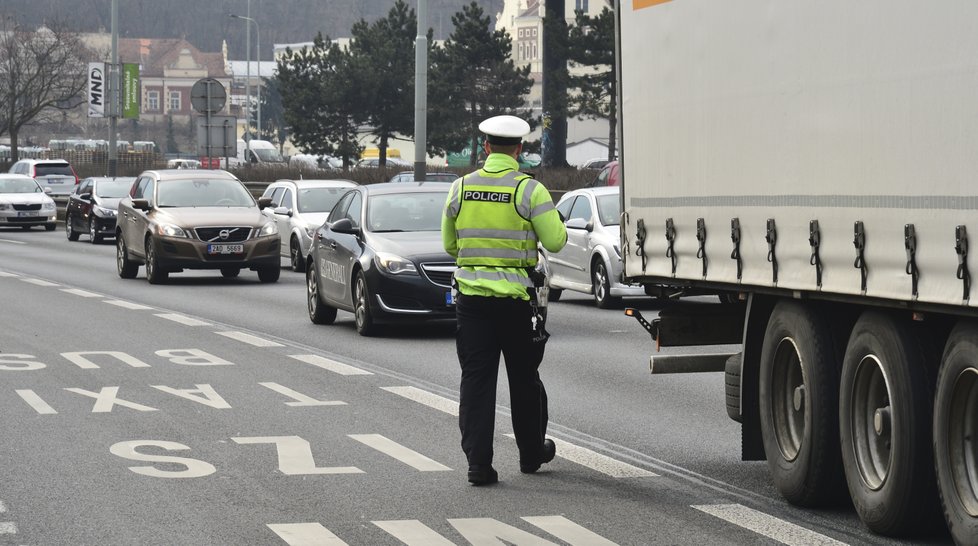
top-left (116, 169), bottom-right (280, 284)
top-left (0, 174), bottom-right (57, 230)
top-left (306, 182), bottom-right (457, 336)
top-left (9, 158), bottom-right (79, 196)
top-left (388, 171), bottom-right (458, 183)
top-left (541, 185), bottom-right (644, 308)
top-left (261, 178), bottom-right (357, 272)
top-left (580, 157), bottom-right (613, 170)
top-left (166, 159), bottom-right (202, 169)
top-left (588, 160), bottom-right (620, 187)
top-left (356, 157), bottom-right (412, 169)
top-left (65, 177), bottom-right (136, 243)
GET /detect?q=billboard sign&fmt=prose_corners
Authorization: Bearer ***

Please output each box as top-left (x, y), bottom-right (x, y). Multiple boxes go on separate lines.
top-left (122, 63), bottom-right (140, 119)
top-left (88, 62), bottom-right (106, 118)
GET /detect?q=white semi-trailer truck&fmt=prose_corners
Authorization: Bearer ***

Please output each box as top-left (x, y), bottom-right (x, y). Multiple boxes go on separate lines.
top-left (616, 1), bottom-right (978, 542)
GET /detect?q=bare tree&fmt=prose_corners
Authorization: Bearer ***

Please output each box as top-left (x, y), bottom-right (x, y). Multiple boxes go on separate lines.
top-left (0, 21), bottom-right (89, 161)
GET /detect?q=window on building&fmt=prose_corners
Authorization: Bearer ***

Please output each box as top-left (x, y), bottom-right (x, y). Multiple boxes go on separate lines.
top-left (519, 29), bottom-right (524, 38)
top-left (532, 28), bottom-right (538, 37)
top-left (169, 91), bottom-right (181, 111)
top-left (576, 0), bottom-right (589, 11)
top-left (519, 44), bottom-right (524, 60)
top-left (147, 91), bottom-right (159, 111)
top-left (532, 43), bottom-right (538, 59)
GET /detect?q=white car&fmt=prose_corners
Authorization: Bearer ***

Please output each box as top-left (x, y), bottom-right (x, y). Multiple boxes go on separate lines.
top-left (261, 179), bottom-right (357, 272)
top-left (0, 174), bottom-right (58, 231)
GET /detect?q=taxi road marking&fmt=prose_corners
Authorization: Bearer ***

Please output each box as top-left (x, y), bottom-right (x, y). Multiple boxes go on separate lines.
top-left (504, 433), bottom-right (657, 478)
top-left (155, 313), bottom-right (211, 326)
top-left (20, 277), bottom-right (59, 287)
top-left (381, 386), bottom-right (459, 416)
top-left (61, 288), bottom-right (103, 297)
top-left (289, 354), bottom-right (372, 375)
top-left (348, 434), bottom-right (452, 471)
top-left (215, 331), bottom-right (284, 347)
top-left (692, 504), bottom-right (848, 546)
top-left (104, 299), bottom-right (154, 310)
top-left (16, 389), bottom-right (58, 414)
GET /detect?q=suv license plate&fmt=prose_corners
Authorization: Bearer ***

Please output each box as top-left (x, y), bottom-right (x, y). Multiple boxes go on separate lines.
top-left (208, 244), bottom-right (244, 255)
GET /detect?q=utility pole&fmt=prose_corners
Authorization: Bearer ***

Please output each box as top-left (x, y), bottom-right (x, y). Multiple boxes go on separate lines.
top-left (542, 0), bottom-right (568, 167)
top-left (413, 0), bottom-right (428, 181)
top-left (108, 0), bottom-right (119, 176)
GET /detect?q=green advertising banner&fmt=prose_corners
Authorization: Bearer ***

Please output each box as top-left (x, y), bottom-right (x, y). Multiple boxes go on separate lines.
top-left (122, 63), bottom-right (139, 119)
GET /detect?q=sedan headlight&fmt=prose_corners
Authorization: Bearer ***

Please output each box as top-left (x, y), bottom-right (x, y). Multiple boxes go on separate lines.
top-left (258, 221), bottom-right (278, 237)
top-left (92, 205), bottom-right (115, 217)
top-left (157, 223), bottom-right (189, 238)
top-left (375, 252), bottom-right (418, 275)
top-left (42, 201), bottom-right (56, 211)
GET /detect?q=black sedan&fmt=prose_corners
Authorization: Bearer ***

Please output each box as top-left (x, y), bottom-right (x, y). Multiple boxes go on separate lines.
top-left (66, 176), bottom-right (135, 243)
top-left (306, 182), bottom-right (457, 336)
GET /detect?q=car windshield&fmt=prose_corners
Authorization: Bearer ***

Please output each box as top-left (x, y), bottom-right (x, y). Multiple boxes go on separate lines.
top-left (0, 178), bottom-right (42, 193)
top-left (298, 187), bottom-right (348, 213)
top-left (596, 193), bottom-right (620, 226)
top-left (254, 148), bottom-right (284, 162)
top-left (95, 179), bottom-right (134, 198)
top-left (368, 191), bottom-right (447, 232)
top-left (156, 179), bottom-right (254, 207)
top-left (35, 164), bottom-right (73, 177)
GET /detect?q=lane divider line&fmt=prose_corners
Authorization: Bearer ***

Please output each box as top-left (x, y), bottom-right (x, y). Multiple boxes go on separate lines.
top-left (381, 386), bottom-right (459, 416)
top-left (0, 239), bottom-right (26, 245)
top-left (0, 270), bottom-right (20, 276)
top-left (20, 277), bottom-right (59, 287)
top-left (504, 433), bottom-right (657, 478)
top-left (60, 288), bottom-right (103, 298)
top-left (104, 299), bottom-right (154, 310)
top-left (289, 354), bottom-right (372, 376)
top-left (215, 331), bottom-right (284, 347)
top-left (691, 504), bottom-right (848, 546)
top-left (155, 313), bottom-right (212, 326)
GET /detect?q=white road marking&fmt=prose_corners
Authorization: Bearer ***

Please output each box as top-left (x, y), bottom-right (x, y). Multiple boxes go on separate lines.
top-left (215, 331), bottom-right (284, 347)
top-left (0, 239), bottom-right (25, 245)
top-left (20, 277), bottom-right (59, 287)
top-left (289, 354), bottom-right (372, 375)
top-left (691, 504), bottom-right (848, 546)
top-left (104, 299), bottom-right (154, 310)
top-left (449, 518), bottom-right (556, 545)
top-left (348, 434), bottom-right (452, 471)
top-left (259, 382), bottom-right (346, 407)
top-left (0, 270), bottom-right (20, 276)
top-left (154, 313), bottom-right (211, 326)
top-left (0, 499), bottom-right (5, 512)
top-left (60, 288), bottom-right (103, 298)
top-left (504, 434), bottom-right (656, 478)
top-left (523, 516), bottom-right (619, 546)
top-left (232, 436), bottom-right (363, 475)
top-left (373, 520), bottom-right (455, 545)
top-left (15, 389), bottom-right (58, 414)
top-left (64, 387), bottom-right (158, 413)
top-left (381, 386), bottom-right (459, 416)
top-left (267, 523), bottom-right (349, 545)
top-left (0, 521), bottom-right (16, 534)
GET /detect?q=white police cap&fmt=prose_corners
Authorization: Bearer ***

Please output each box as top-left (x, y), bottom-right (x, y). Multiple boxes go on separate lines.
top-left (479, 115), bottom-right (530, 145)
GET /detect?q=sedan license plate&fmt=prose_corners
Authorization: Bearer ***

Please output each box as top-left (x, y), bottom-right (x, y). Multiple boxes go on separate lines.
top-left (207, 244), bottom-right (244, 255)
top-left (17, 211), bottom-right (38, 217)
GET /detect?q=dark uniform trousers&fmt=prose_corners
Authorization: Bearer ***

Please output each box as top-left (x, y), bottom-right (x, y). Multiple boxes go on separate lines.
top-left (456, 293), bottom-right (549, 467)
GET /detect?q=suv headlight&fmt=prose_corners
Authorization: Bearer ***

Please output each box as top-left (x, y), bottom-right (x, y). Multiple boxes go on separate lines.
top-left (93, 205), bottom-right (115, 217)
top-left (157, 223), bottom-right (188, 238)
top-left (258, 221), bottom-right (278, 237)
top-left (375, 252), bottom-right (418, 275)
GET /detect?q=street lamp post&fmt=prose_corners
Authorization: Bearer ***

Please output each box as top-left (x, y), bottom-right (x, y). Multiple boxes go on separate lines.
top-left (230, 13), bottom-right (261, 141)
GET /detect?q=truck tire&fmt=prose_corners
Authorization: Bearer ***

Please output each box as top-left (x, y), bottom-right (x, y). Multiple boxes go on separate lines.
top-left (934, 321), bottom-right (978, 546)
top-left (839, 311), bottom-right (941, 536)
top-left (759, 300), bottom-right (845, 507)
top-left (725, 353), bottom-right (743, 423)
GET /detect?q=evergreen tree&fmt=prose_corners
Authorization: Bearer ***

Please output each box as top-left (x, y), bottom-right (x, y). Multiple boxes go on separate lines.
top-left (259, 77), bottom-right (288, 151)
top-left (428, 2), bottom-right (534, 166)
top-left (567, 7), bottom-right (616, 161)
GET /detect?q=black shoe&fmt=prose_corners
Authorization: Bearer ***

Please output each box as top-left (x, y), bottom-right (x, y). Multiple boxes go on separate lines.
top-left (467, 465), bottom-right (498, 486)
top-left (520, 439), bottom-right (556, 474)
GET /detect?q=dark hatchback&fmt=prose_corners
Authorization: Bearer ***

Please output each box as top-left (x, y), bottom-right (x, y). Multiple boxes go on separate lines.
top-left (66, 176), bottom-right (135, 243)
top-left (306, 182), bottom-right (457, 336)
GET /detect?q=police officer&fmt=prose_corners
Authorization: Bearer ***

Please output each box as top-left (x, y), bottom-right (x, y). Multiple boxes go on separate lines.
top-left (442, 115), bottom-right (568, 485)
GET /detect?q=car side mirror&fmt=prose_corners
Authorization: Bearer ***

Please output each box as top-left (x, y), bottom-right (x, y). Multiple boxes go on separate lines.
top-left (257, 197), bottom-right (273, 209)
top-left (274, 206), bottom-right (292, 217)
top-left (80, 193), bottom-right (92, 200)
top-left (330, 217), bottom-right (360, 235)
top-left (131, 198), bottom-right (151, 211)
top-left (565, 218), bottom-right (593, 232)
top-left (43, 187), bottom-right (53, 195)
top-left (558, 211), bottom-right (566, 223)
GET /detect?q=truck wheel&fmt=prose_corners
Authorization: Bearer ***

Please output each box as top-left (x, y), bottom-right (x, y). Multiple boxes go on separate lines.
top-left (725, 353), bottom-right (742, 423)
top-left (934, 321), bottom-right (978, 545)
top-left (759, 300), bottom-right (845, 507)
top-left (840, 311), bottom-right (940, 536)
top-left (307, 266), bottom-right (337, 325)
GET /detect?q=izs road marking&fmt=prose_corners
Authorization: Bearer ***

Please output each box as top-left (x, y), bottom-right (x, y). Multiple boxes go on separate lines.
top-left (381, 386), bottom-right (459, 416)
top-left (504, 434), bottom-right (656, 478)
top-left (231, 436), bottom-right (363, 475)
top-left (104, 299), bottom-right (154, 310)
top-left (215, 330), bottom-right (284, 347)
top-left (60, 288), bottom-right (103, 297)
top-left (154, 313), bottom-right (211, 326)
top-left (288, 354), bottom-right (372, 376)
top-left (692, 504), bottom-right (848, 546)
top-left (20, 277), bottom-right (59, 287)
top-left (348, 434), bottom-right (452, 471)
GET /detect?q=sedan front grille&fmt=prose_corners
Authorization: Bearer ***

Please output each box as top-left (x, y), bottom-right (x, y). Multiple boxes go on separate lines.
top-left (12, 203), bottom-right (41, 211)
top-left (420, 262), bottom-right (457, 288)
top-left (194, 227), bottom-right (252, 243)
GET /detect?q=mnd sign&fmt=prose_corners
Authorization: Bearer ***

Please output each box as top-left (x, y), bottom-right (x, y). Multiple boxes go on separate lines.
top-left (88, 62), bottom-right (105, 118)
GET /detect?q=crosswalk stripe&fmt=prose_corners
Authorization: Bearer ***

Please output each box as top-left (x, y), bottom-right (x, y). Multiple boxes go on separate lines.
top-left (215, 331), bottom-right (283, 347)
top-left (0, 521), bottom-right (16, 534)
top-left (504, 434), bottom-right (656, 478)
top-left (381, 386), bottom-right (459, 416)
top-left (691, 504), bottom-right (847, 546)
top-left (60, 288), bottom-right (103, 297)
top-left (267, 523), bottom-right (348, 545)
top-left (348, 434), bottom-right (451, 471)
top-left (104, 299), bottom-right (154, 310)
top-left (289, 354), bottom-right (372, 375)
top-left (373, 520), bottom-right (456, 545)
top-left (155, 313), bottom-right (211, 326)
top-left (20, 277), bottom-right (59, 287)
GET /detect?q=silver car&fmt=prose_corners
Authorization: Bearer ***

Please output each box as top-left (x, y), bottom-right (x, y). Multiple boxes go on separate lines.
top-left (0, 174), bottom-right (57, 230)
top-left (541, 186), bottom-right (644, 308)
top-left (261, 179), bottom-right (357, 272)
